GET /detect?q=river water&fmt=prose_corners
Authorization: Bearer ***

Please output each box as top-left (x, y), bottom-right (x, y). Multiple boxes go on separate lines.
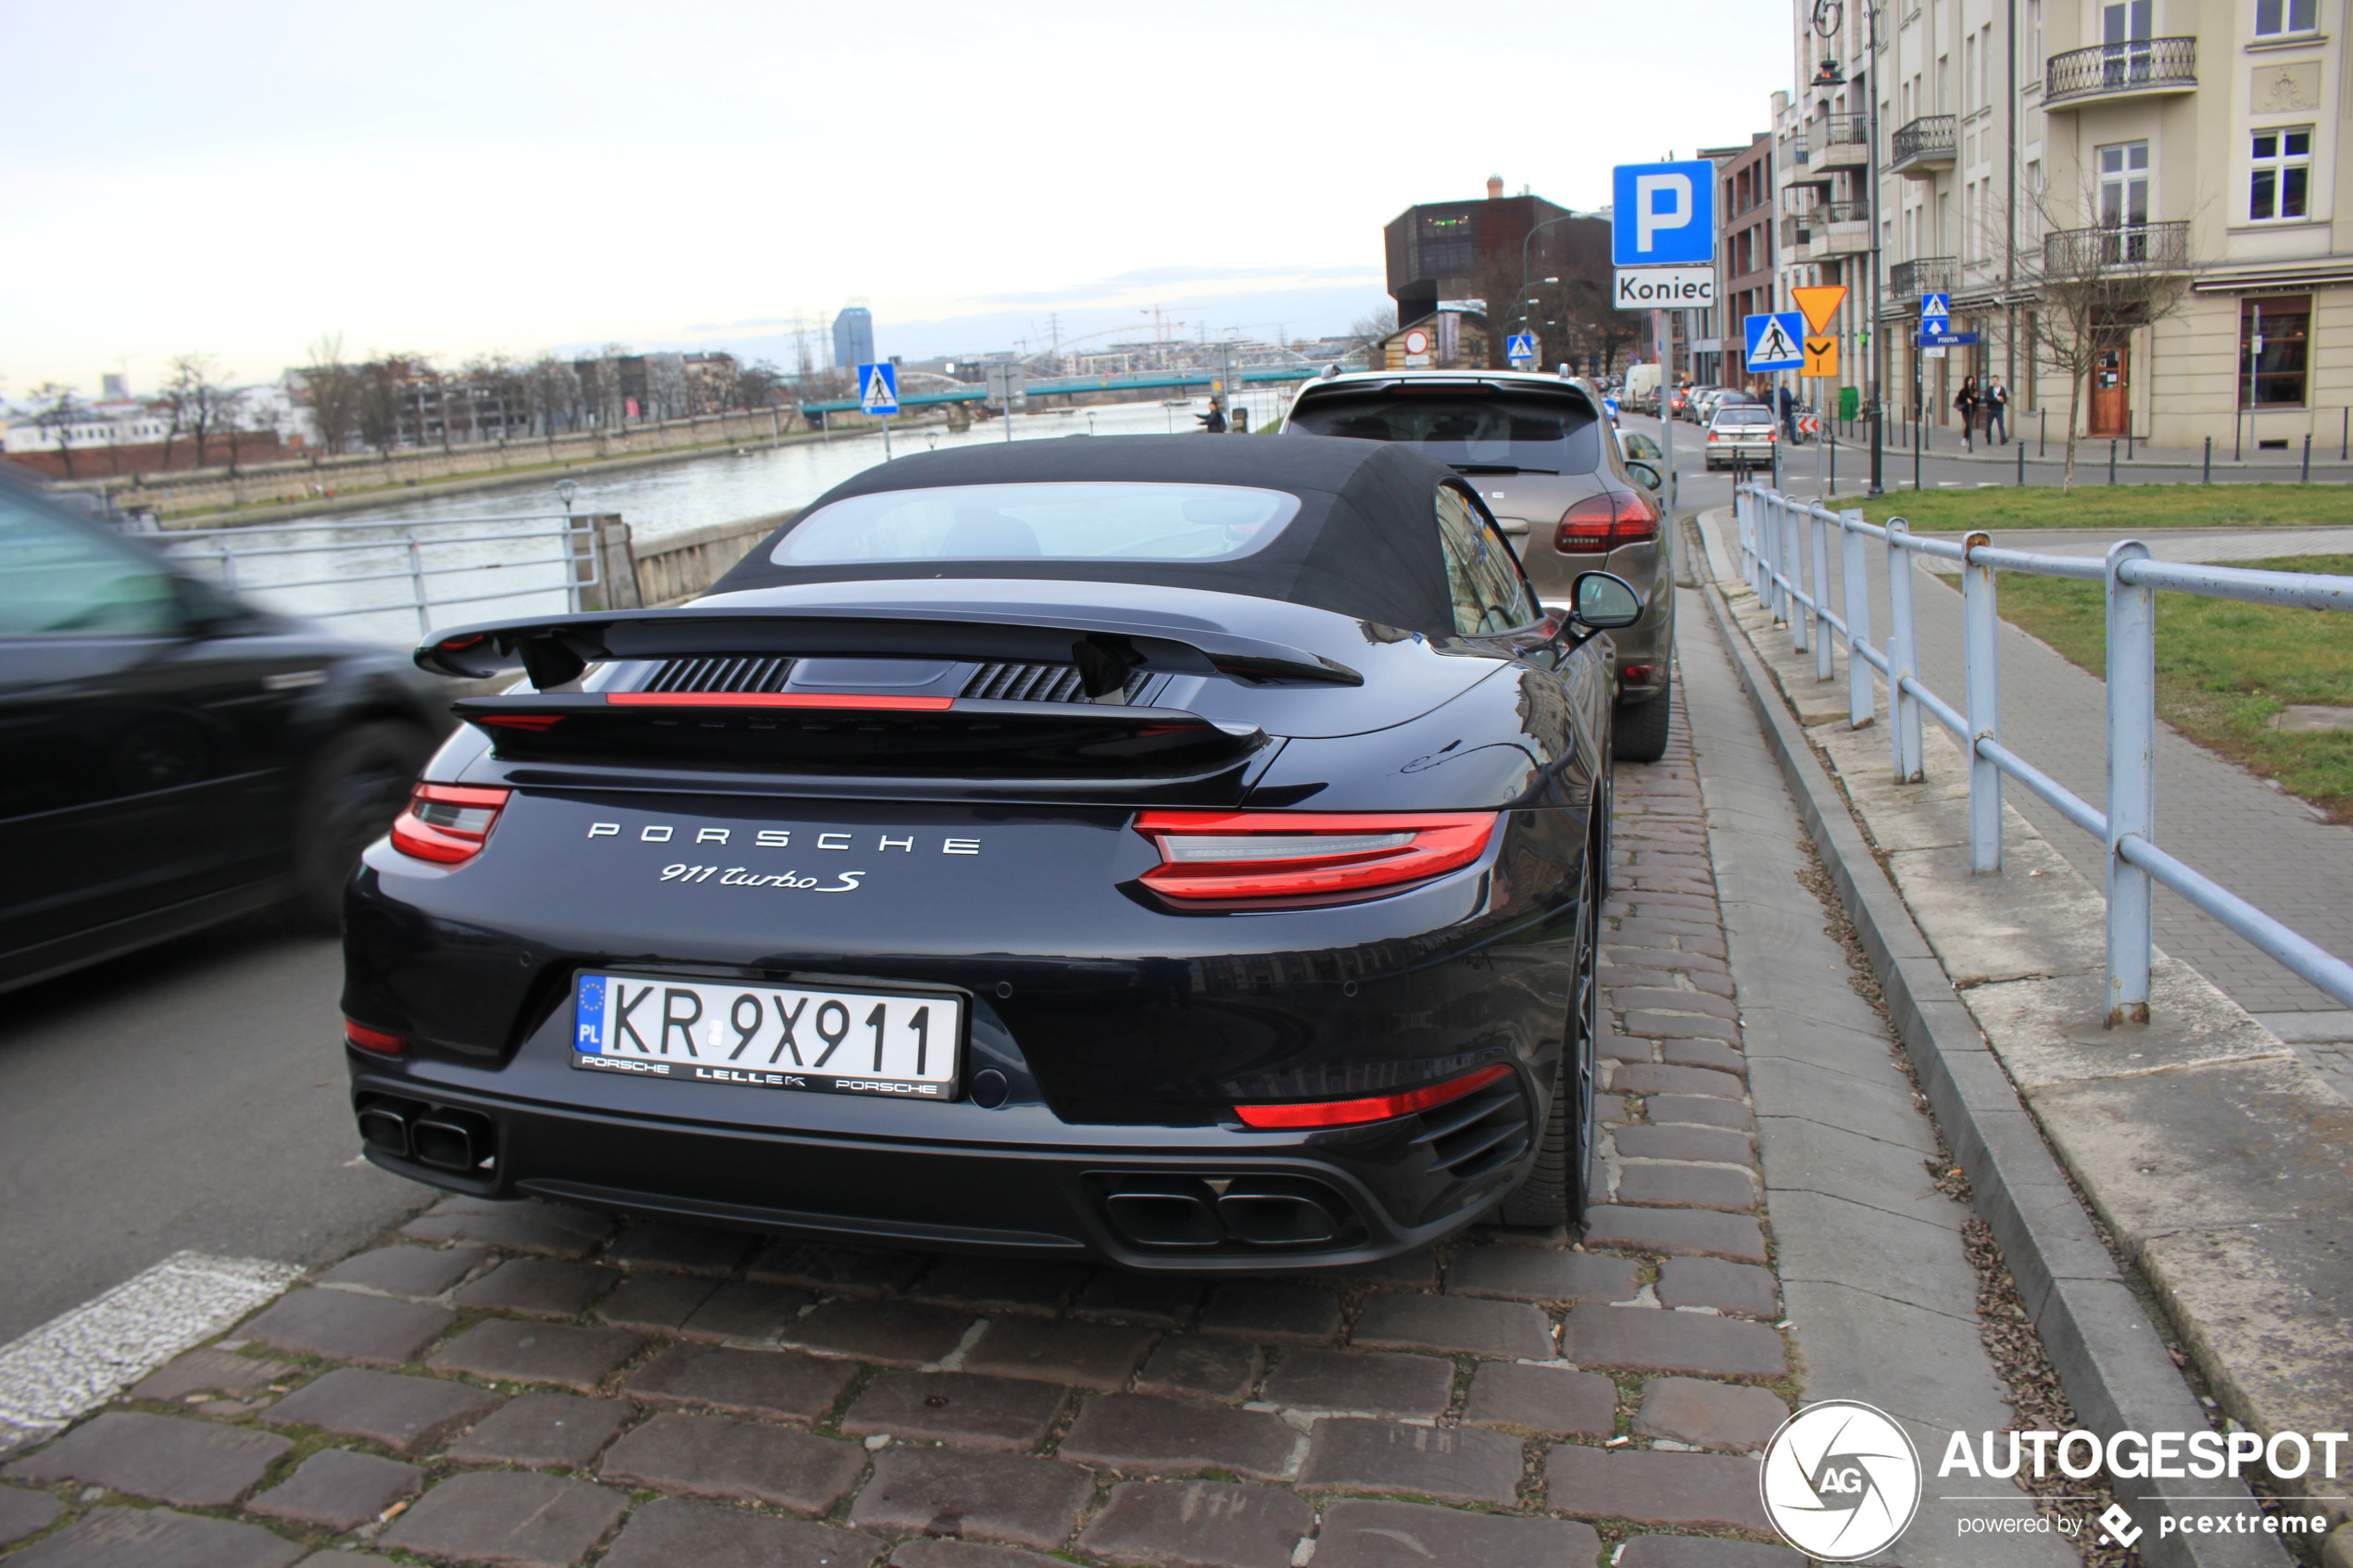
top-left (166, 392), bottom-right (1298, 645)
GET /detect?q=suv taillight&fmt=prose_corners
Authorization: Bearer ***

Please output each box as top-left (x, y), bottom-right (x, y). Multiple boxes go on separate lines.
top-left (1134, 811), bottom-right (1498, 903)
top-left (1556, 490), bottom-right (1661, 554)
top-left (390, 783), bottom-right (511, 864)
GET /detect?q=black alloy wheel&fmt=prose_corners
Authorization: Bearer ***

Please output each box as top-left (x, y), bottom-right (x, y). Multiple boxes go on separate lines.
top-left (294, 721), bottom-right (434, 929)
top-left (1498, 808), bottom-right (1603, 1226)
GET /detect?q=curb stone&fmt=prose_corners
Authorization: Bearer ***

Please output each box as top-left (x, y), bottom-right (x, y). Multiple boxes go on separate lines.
top-left (1693, 550), bottom-right (2296, 1568)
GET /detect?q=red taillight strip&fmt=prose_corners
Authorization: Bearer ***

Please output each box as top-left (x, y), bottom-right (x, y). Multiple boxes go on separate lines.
top-left (1135, 810), bottom-right (1498, 902)
top-left (1235, 1062), bottom-right (1514, 1128)
top-left (606, 693), bottom-right (954, 710)
top-left (345, 1020), bottom-right (406, 1055)
top-left (388, 783), bottom-right (512, 865)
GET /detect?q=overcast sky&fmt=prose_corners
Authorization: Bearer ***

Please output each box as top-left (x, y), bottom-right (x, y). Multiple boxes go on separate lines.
top-left (4, 0), bottom-right (1791, 392)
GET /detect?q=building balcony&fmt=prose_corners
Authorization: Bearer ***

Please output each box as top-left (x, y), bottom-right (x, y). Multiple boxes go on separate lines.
top-left (1888, 116), bottom-right (1956, 179)
top-left (1780, 203), bottom-right (1872, 259)
top-left (2045, 38), bottom-right (2196, 106)
top-left (1810, 114), bottom-right (1870, 171)
top-left (2042, 220), bottom-right (2192, 277)
top-left (1889, 257), bottom-right (1955, 298)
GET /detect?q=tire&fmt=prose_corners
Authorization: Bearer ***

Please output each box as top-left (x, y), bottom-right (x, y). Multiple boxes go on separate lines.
top-left (1613, 676), bottom-right (1673, 763)
top-left (1498, 817), bottom-right (1602, 1227)
top-left (293, 721), bottom-right (434, 930)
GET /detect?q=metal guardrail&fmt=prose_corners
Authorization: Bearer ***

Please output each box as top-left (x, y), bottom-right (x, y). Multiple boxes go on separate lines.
top-left (1890, 114), bottom-right (1957, 167)
top-left (1889, 257), bottom-right (1955, 298)
top-left (1732, 483), bottom-right (2353, 1022)
top-left (2044, 220), bottom-right (2192, 274)
top-left (151, 513), bottom-right (600, 638)
top-left (2045, 36), bottom-right (2197, 104)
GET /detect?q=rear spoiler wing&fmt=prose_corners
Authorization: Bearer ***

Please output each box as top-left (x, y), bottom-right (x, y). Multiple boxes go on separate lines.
top-left (416, 605), bottom-right (1365, 696)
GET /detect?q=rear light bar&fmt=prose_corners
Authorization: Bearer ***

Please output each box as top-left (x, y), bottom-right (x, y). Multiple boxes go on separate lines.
top-left (345, 1020), bottom-right (406, 1055)
top-left (389, 783), bottom-right (511, 865)
top-left (1134, 810), bottom-right (1498, 903)
top-left (1235, 1062), bottom-right (1513, 1128)
top-left (606, 693), bottom-right (953, 710)
top-left (1556, 490), bottom-right (1661, 555)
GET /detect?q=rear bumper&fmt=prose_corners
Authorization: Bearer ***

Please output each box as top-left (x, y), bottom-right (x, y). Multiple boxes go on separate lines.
top-left (348, 1065), bottom-right (1541, 1271)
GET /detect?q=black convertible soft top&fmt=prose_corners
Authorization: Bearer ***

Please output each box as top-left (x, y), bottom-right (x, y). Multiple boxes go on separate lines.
top-left (710, 434), bottom-right (1465, 637)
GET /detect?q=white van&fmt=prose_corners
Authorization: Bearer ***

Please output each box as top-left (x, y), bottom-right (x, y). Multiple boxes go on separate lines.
top-left (1622, 362), bottom-right (1661, 410)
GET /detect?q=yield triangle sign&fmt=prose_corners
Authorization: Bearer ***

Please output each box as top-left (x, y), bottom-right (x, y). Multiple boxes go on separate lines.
top-left (1792, 284), bottom-right (1847, 334)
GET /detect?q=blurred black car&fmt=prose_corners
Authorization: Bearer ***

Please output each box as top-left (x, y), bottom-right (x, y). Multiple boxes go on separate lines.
top-left (0, 470), bottom-right (447, 994)
top-left (341, 436), bottom-right (1641, 1267)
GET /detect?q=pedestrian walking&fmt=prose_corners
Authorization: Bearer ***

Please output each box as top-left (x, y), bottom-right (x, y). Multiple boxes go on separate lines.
top-left (1199, 400), bottom-right (1227, 434)
top-left (1985, 378), bottom-right (2009, 445)
top-left (1955, 376), bottom-right (1981, 453)
top-left (1777, 384), bottom-right (1798, 444)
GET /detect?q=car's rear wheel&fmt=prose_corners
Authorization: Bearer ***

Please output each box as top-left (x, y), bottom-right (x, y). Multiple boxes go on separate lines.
top-left (1613, 678), bottom-right (1673, 762)
top-left (1497, 813), bottom-right (1602, 1228)
top-left (294, 721), bottom-right (434, 930)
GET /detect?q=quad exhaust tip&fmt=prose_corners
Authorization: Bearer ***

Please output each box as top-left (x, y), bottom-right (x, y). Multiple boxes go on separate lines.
top-left (357, 1096), bottom-right (497, 1176)
top-left (1095, 1173), bottom-right (1350, 1249)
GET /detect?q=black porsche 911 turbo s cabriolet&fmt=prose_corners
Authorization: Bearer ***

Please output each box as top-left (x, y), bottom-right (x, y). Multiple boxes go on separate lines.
top-left (342, 435), bottom-right (1642, 1271)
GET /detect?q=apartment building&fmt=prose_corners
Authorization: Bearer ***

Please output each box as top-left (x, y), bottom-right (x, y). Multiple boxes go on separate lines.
top-left (1780, 0), bottom-right (2349, 446)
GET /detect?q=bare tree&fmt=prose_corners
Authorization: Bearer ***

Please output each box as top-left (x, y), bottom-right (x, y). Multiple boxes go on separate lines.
top-left (300, 335), bottom-right (362, 458)
top-left (31, 383), bottom-right (82, 478)
top-left (1343, 307), bottom-right (1398, 361)
top-left (162, 354), bottom-right (245, 469)
top-left (2020, 180), bottom-right (2195, 490)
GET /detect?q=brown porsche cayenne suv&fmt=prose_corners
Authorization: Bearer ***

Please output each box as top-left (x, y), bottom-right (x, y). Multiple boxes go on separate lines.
top-left (1282, 370), bottom-right (1675, 760)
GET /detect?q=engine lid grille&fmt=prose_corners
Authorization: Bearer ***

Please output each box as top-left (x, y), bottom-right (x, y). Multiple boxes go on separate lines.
top-left (962, 661), bottom-right (1150, 704)
top-left (646, 656), bottom-right (796, 694)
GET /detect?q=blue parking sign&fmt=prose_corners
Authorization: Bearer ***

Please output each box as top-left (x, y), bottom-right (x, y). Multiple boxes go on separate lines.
top-left (1612, 161), bottom-right (1718, 268)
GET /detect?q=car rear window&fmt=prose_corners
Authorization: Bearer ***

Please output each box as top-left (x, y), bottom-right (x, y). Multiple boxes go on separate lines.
top-left (770, 482), bottom-right (1302, 565)
top-left (1288, 389), bottom-right (1604, 475)
top-left (1715, 408), bottom-right (1775, 426)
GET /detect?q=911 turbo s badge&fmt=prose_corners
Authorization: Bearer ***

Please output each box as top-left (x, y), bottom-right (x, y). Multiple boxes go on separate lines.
top-left (659, 864), bottom-right (866, 893)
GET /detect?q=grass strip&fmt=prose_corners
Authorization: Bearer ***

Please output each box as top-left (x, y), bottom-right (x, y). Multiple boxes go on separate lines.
top-left (1845, 483), bottom-right (2353, 533)
top-left (1993, 554), bottom-right (2353, 822)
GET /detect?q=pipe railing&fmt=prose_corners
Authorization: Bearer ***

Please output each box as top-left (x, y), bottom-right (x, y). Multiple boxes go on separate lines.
top-left (154, 513), bottom-right (601, 639)
top-left (1733, 483), bottom-right (2353, 1023)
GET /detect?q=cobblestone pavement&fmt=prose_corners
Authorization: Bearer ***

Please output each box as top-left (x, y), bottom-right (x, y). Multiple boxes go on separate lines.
top-left (1780, 514), bottom-right (2353, 1049)
top-left (0, 692), bottom-right (1893, 1568)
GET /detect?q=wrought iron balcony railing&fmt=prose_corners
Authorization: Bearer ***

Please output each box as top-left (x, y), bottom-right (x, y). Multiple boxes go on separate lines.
top-left (1810, 114), bottom-right (1869, 154)
top-left (2042, 220), bottom-right (2192, 276)
top-left (1889, 257), bottom-right (1955, 298)
top-left (2045, 37), bottom-right (2196, 104)
top-left (1889, 115), bottom-right (1956, 169)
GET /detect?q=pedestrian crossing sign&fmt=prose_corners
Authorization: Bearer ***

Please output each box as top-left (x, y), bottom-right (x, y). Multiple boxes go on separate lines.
top-left (1743, 312), bottom-right (1806, 371)
top-left (857, 361), bottom-right (899, 416)
top-left (1505, 333), bottom-right (1538, 366)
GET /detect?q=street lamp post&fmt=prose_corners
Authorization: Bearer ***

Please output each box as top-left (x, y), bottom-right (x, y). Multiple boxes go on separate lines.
top-left (1810, 0), bottom-right (1886, 495)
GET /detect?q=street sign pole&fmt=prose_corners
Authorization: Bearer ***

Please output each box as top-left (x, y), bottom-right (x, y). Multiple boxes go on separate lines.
top-left (1654, 308), bottom-right (1675, 522)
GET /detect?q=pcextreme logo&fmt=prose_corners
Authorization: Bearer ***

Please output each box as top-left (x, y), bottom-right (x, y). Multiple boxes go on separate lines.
top-left (1758, 1401), bottom-right (1922, 1561)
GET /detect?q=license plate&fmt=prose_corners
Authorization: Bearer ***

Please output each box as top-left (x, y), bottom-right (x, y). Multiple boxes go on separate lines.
top-left (572, 972), bottom-right (963, 1100)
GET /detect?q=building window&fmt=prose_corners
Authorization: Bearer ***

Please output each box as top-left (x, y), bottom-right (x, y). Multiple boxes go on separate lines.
top-left (2254, 0), bottom-right (2318, 35)
top-left (2241, 295), bottom-right (2310, 407)
top-left (1416, 213), bottom-right (1477, 278)
top-left (2099, 141), bottom-right (2151, 229)
top-left (2250, 128), bottom-right (2312, 221)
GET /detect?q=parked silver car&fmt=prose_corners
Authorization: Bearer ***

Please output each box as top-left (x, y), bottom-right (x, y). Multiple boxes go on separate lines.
top-left (1703, 403), bottom-right (1779, 470)
top-left (1281, 370), bottom-right (1676, 760)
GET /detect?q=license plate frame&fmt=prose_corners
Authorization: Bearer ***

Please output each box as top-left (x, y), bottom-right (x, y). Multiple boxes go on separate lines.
top-left (571, 972), bottom-right (965, 1102)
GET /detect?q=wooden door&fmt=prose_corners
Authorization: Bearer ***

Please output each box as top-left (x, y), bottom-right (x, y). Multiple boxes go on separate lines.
top-left (2090, 345), bottom-right (2131, 436)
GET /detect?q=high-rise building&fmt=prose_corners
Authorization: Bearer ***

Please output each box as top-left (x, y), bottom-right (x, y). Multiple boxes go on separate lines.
top-left (833, 306), bottom-right (875, 370)
top-left (1780, 0), bottom-right (2353, 448)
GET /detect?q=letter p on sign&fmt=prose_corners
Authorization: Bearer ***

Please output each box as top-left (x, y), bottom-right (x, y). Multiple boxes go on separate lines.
top-left (1613, 160), bottom-right (1718, 268)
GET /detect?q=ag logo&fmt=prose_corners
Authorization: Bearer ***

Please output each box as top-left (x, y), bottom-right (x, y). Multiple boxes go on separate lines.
top-left (1759, 1400), bottom-right (1921, 1561)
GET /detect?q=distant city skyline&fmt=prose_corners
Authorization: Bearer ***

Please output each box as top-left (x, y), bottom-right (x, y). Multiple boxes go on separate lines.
top-left (1, 0), bottom-right (1785, 391)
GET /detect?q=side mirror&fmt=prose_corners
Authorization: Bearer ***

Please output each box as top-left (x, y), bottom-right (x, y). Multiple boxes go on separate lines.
top-left (1623, 460), bottom-right (1663, 494)
top-left (1570, 571), bottom-right (1643, 631)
